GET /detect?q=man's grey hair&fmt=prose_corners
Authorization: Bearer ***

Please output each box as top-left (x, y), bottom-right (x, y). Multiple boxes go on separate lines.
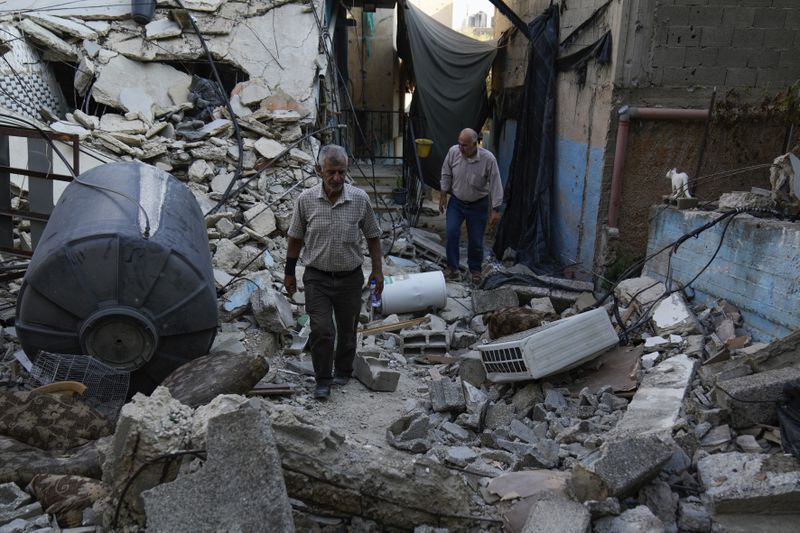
top-left (317, 144), bottom-right (348, 167)
top-left (460, 128), bottom-right (478, 143)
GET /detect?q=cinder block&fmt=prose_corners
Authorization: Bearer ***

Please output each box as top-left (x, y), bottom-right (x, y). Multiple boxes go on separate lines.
top-left (700, 26), bottom-right (733, 47)
top-left (717, 46), bottom-right (755, 67)
top-left (753, 8), bottom-right (788, 28)
top-left (722, 6), bottom-right (756, 27)
top-left (725, 68), bottom-right (758, 87)
top-left (757, 67), bottom-right (794, 86)
top-left (763, 30), bottom-right (793, 49)
top-left (683, 47), bottom-right (719, 67)
top-left (688, 6), bottom-right (723, 25)
top-left (773, 0), bottom-right (799, 7)
top-left (353, 355), bottom-right (400, 392)
top-left (656, 5), bottom-right (691, 25)
top-left (779, 50), bottom-right (796, 68)
top-left (715, 367), bottom-right (800, 428)
top-left (692, 66), bottom-right (727, 85)
top-left (653, 46), bottom-right (686, 67)
top-left (666, 26), bottom-right (701, 47)
top-left (747, 49), bottom-right (779, 68)
top-left (400, 329), bottom-right (448, 357)
top-left (430, 378), bottom-right (466, 413)
top-left (731, 28), bottom-right (764, 48)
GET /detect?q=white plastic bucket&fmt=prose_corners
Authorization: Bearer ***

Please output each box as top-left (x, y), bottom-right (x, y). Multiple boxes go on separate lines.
top-left (380, 271), bottom-right (447, 314)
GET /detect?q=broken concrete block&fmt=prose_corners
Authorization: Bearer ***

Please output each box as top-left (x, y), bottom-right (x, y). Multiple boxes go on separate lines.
top-left (638, 480), bottom-right (678, 531)
top-left (439, 297), bottom-right (473, 322)
top-left (458, 351), bottom-right (487, 388)
top-left (521, 497), bottom-right (591, 533)
top-left (677, 498), bottom-right (711, 532)
top-left (472, 287), bottom-right (519, 314)
top-left (698, 453), bottom-right (800, 515)
top-left (93, 55), bottom-right (191, 113)
top-left (27, 13), bottom-right (97, 39)
top-left (254, 137), bottom-right (286, 159)
top-left (718, 191), bottom-right (772, 210)
top-left (145, 18), bottom-right (182, 40)
top-left (652, 293), bottom-right (699, 336)
top-left (18, 19), bottom-right (77, 60)
top-left (212, 238), bottom-right (241, 271)
top-left (429, 378), bottom-right (466, 413)
top-left (0, 482), bottom-right (31, 515)
top-left (594, 505), bottom-right (665, 533)
top-left (445, 446), bottom-right (478, 467)
top-left (143, 407), bottom-right (294, 532)
top-left (0, 500), bottom-right (42, 524)
top-left (614, 354), bottom-right (696, 437)
top-left (243, 203), bottom-right (277, 236)
top-left (570, 434), bottom-right (674, 501)
top-left (98, 113), bottom-right (147, 134)
top-left (386, 412), bottom-right (432, 453)
top-left (220, 270), bottom-right (272, 319)
top-left (239, 80), bottom-right (271, 106)
top-left (120, 88), bottom-right (155, 124)
top-left (50, 121), bottom-right (91, 139)
top-left (251, 287), bottom-right (293, 333)
top-left (353, 355), bottom-right (400, 392)
top-left (74, 56), bottom-right (95, 96)
top-left (102, 388), bottom-right (193, 529)
top-left (615, 277), bottom-right (666, 307)
top-left (715, 367), bottom-right (800, 428)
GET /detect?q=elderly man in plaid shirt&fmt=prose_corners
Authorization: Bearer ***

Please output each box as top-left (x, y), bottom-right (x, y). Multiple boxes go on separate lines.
top-left (284, 145), bottom-right (383, 400)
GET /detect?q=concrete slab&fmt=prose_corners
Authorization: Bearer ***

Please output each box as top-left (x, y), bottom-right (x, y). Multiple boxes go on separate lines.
top-left (472, 287), bottom-right (519, 314)
top-left (613, 354), bottom-right (696, 437)
top-left (697, 452), bottom-right (800, 515)
top-left (430, 378), bottom-right (466, 413)
top-left (143, 407), bottom-right (294, 532)
top-left (715, 367), bottom-right (800, 428)
top-left (570, 434), bottom-right (675, 500)
top-left (93, 55), bottom-right (191, 113)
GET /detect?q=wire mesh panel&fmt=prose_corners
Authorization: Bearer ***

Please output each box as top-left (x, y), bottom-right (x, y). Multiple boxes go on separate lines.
top-left (29, 351), bottom-right (130, 420)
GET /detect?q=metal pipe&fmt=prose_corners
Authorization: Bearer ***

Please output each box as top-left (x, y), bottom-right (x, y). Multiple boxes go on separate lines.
top-left (607, 110), bottom-right (629, 228)
top-left (607, 105), bottom-right (710, 229)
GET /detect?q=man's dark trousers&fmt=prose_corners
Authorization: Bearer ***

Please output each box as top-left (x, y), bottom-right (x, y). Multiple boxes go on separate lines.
top-left (303, 267), bottom-right (364, 386)
top-left (445, 195), bottom-right (489, 273)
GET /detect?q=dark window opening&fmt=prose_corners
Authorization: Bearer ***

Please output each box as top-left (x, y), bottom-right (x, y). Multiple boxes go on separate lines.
top-left (48, 59), bottom-right (249, 118)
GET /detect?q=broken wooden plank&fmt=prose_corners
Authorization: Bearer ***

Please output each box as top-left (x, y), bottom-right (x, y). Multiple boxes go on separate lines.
top-left (358, 316), bottom-right (430, 336)
top-left (248, 383), bottom-right (296, 396)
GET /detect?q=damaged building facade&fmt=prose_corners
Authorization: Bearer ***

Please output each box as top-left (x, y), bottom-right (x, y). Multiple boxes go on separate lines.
top-left (0, 0), bottom-right (800, 532)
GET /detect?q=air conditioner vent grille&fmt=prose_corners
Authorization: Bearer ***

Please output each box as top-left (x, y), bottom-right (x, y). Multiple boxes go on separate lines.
top-left (481, 346), bottom-right (528, 375)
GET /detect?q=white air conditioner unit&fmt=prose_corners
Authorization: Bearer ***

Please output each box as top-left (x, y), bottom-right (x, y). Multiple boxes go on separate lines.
top-left (476, 308), bottom-right (618, 382)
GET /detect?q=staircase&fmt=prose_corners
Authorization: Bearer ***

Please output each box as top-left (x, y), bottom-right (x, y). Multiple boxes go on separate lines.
top-left (349, 163), bottom-right (405, 217)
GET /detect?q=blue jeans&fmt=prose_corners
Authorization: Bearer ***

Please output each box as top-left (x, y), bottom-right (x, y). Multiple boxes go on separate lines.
top-left (445, 195), bottom-right (488, 273)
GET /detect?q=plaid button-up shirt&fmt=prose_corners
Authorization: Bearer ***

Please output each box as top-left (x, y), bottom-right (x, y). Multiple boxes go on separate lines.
top-left (287, 183), bottom-right (381, 272)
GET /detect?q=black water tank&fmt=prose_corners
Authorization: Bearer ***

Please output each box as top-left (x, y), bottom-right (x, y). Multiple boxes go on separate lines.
top-left (16, 162), bottom-right (218, 394)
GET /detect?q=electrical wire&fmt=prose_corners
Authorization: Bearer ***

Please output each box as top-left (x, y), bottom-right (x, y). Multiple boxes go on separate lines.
top-left (173, 0), bottom-right (244, 216)
top-left (110, 449), bottom-right (207, 530)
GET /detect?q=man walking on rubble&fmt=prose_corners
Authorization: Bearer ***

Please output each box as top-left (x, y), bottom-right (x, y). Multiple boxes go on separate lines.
top-left (439, 128), bottom-right (503, 284)
top-left (284, 144), bottom-right (383, 400)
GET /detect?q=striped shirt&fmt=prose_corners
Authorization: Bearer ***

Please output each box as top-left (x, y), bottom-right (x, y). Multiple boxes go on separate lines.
top-left (287, 183), bottom-right (381, 272)
top-left (440, 145), bottom-right (503, 208)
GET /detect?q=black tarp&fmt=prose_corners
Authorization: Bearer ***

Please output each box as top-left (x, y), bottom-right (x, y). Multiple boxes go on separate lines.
top-left (492, 6), bottom-right (559, 272)
top-left (399, 2), bottom-right (497, 189)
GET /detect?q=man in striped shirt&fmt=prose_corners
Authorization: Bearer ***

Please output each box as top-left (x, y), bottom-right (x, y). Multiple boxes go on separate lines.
top-left (284, 145), bottom-right (383, 400)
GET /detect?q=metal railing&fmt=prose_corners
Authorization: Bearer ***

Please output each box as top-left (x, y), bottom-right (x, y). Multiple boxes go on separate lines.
top-left (341, 109), bottom-right (404, 164)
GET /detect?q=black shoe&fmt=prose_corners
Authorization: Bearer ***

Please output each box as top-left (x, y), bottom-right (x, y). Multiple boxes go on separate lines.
top-left (314, 384), bottom-right (331, 399)
top-left (333, 375), bottom-right (350, 386)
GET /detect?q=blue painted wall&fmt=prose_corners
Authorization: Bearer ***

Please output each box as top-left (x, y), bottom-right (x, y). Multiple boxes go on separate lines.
top-left (643, 208), bottom-right (800, 342)
top-left (553, 138), bottom-right (604, 280)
